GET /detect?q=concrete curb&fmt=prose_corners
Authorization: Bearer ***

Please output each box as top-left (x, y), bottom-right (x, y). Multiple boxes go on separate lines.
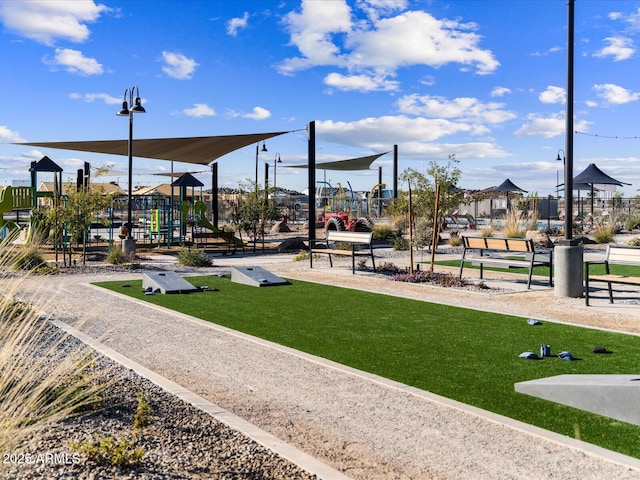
top-left (50, 318), bottom-right (352, 480)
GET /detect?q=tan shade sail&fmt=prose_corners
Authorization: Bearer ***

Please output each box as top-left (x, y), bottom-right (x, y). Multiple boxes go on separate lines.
top-left (289, 152), bottom-right (388, 171)
top-left (16, 131), bottom-right (290, 166)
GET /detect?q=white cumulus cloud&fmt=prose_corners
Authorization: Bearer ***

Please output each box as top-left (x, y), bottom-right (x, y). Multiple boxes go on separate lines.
top-left (0, 126), bottom-right (25, 143)
top-left (227, 12), bottom-right (249, 36)
top-left (161, 51), bottom-right (199, 80)
top-left (593, 83), bottom-right (640, 104)
top-left (243, 106), bottom-right (271, 120)
top-left (594, 36), bottom-right (634, 61)
top-left (539, 86), bottom-right (566, 104)
top-left (0, 0), bottom-right (108, 45)
top-left (182, 103), bottom-right (216, 118)
top-left (279, 1), bottom-right (498, 91)
top-left (45, 48), bottom-right (103, 75)
top-left (69, 92), bottom-right (121, 104)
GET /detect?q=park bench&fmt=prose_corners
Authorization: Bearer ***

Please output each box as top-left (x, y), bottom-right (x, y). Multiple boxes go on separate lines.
top-left (459, 236), bottom-right (553, 289)
top-left (192, 230), bottom-right (244, 254)
top-left (310, 230), bottom-right (376, 274)
top-left (584, 245), bottom-right (640, 306)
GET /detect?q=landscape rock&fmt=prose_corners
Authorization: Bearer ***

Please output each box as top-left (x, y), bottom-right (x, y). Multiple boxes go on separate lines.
top-left (525, 230), bottom-right (553, 248)
top-left (277, 237), bottom-right (307, 253)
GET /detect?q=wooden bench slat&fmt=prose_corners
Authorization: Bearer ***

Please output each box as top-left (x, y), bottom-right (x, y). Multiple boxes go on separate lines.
top-left (460, 236), bottom-right (553, 289)
top-left (310, 230), bottom-right (375, 274)
top-left (585, 246), bottom-right (640, 305)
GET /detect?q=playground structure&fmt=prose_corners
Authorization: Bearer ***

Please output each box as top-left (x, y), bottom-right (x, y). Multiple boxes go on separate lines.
top-left (1, 157), bottom-right (246, 254)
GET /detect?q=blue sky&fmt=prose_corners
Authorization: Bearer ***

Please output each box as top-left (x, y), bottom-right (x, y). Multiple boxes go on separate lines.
top-left (1, 0), bottom-right (640, 198)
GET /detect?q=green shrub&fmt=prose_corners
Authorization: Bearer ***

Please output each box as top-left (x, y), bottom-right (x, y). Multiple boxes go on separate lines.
top-left (372, 224), bottom-right (397, 242)
top-left (106, 245), bottom-right (127, 265)
top-left (591, 221), bottom-right (615, 244)
top-left (448, 231), bottom-right (461, 247)
top-left (11, 246), bottom-right (46, 271)
top-left (70, 435), bottom-right (145, 467)
top-left (501, 211), bottom-right (525, 238)
top-left (393, 236), bottom-right (410, 251)
top-left (177, 248), bottom-right (212, 267)
top-left (625, 215), bottom-right (640, 231)
top-left (627, 237), bottom-right (640, 247)
top-left (292, 250), bottom-right (311, 262)
top-left (133, 390), bottom-right (152, 436)
top-left (479, 225), bottom-right (494, 237)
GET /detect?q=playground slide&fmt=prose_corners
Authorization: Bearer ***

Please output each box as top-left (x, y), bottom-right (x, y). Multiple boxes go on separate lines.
top-left (194, 201), bottom-right (244, 246)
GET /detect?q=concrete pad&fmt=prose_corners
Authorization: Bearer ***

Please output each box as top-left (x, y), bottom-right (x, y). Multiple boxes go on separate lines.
top-left (142, 271), bottom-right (199, 294)
top-left (231, 266), bottom-right (289, 287)
top-left (515, 374), bottom-right (640, 426)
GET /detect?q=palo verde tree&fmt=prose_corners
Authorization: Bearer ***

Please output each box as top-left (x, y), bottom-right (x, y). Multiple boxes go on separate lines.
top-left (230, 180), bottom-right (280, 251)
top-left (45, 185), bottom-right (111, 266)
top-left (391, 155), bottom-right (463, 223)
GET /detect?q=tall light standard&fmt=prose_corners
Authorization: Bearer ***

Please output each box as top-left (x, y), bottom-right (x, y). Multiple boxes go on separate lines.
top-left (273, 153), bottom-right (282, 195)
top-left (556, 148), bottom-right (565, 217)
top-left (255, 141), bottom-right (267, 192)
top-left (117, 86), bottom-right (145, 256)
top-left (254, 141), bottom-right (267, 251)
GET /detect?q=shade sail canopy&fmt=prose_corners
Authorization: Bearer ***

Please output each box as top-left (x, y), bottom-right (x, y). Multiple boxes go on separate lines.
top-left (289, 152), bottom-right (388, 171)
top-left (573, 163), bottom-right (630, 187)
top-left (16, 131), bottom-right (290, 166)
top-left (492, 178), bottom-right (527, 193)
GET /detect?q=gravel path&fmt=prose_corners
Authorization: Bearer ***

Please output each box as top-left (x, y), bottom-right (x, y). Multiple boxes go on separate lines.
top-left (8, 246), bottom-right (640, 479)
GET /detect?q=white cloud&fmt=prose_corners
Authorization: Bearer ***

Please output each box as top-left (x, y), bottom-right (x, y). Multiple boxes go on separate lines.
top-left (491, 86), bottom-right (511, 97)
top-left (161, 51), bottom-right (199, 80)
top-left (0, 0), bottom-right (108, 45)
top-left (0, 126), bottom-right (25, 143)
top-left (316, 116), bottom-right (508, 159)
top-left (227, 12), bottom-right (249, 36)
top-left (279, 1), bottom-right (498, 91)
top-left (182, 103), bottom-right (216, 118)
top-left (593, 83), bottom-right (640, 104)
top-left (514, 113), bottom-right (589, 138)
top-left (324, 72), bottom-right (399, 91)
top-left (243, 106), bottom-right (271, 120)
top-left (539, 86), bottom-right (565, 104)
top-left (396, 94), bottom-right (516, 124)
top-left (514, 114), bottom-right (564, 138)
top-left (45, 48), bottom-right (103, 75)
top-left (69, 92), bottom-right (121, 104)
top-left (593, 36), bottom-right (634, 61)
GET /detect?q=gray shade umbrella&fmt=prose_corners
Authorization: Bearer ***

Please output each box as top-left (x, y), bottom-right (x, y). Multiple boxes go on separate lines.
top-left (573, 163), bottom-right (630, 214)
top-left (492, 178), bottom-right (527, 212)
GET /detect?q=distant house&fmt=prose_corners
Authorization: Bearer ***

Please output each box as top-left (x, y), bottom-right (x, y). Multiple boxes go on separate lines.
top-left (36, 181), bottom-right (126, 206)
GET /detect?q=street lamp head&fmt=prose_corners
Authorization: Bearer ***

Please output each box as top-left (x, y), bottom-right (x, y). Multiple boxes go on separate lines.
top-left (131, 96), bottom-right (145, 113)
top-left (116, 101), bottom-right (130, 116)
top-left (117, 88), bottom-right (130, 116)
top-left (261, 141), bottom-right (268, 152)
top-left (556, 149), bottom-right (565, 163)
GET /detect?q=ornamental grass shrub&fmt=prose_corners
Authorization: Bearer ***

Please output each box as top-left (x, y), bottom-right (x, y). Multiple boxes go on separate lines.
top-left (0, 254), bottom-right (108, 460)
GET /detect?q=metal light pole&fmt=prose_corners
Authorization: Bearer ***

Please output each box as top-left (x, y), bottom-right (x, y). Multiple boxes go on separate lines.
top-left (556, 149), bottom-right (565, 217)
top-left (117, 86), bottom-right (145, 256)
top-left (273, 153), bottom-right (282, 195)
top-left (253, 141), bottom-right (267, 251)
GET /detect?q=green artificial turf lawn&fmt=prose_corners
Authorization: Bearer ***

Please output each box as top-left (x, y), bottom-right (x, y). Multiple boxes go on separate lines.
top-left (435, 259), bottom-right (640, 279)
top-left (96, 275), bottom-right (640, 458)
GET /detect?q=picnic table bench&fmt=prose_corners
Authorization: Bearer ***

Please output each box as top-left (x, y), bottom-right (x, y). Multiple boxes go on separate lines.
top-left (459, 236), bottom-right (553, 289)
top-left (584, 245), bottom-right (640, 306)
top-left (310, 230), bottom-right (376, 274)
